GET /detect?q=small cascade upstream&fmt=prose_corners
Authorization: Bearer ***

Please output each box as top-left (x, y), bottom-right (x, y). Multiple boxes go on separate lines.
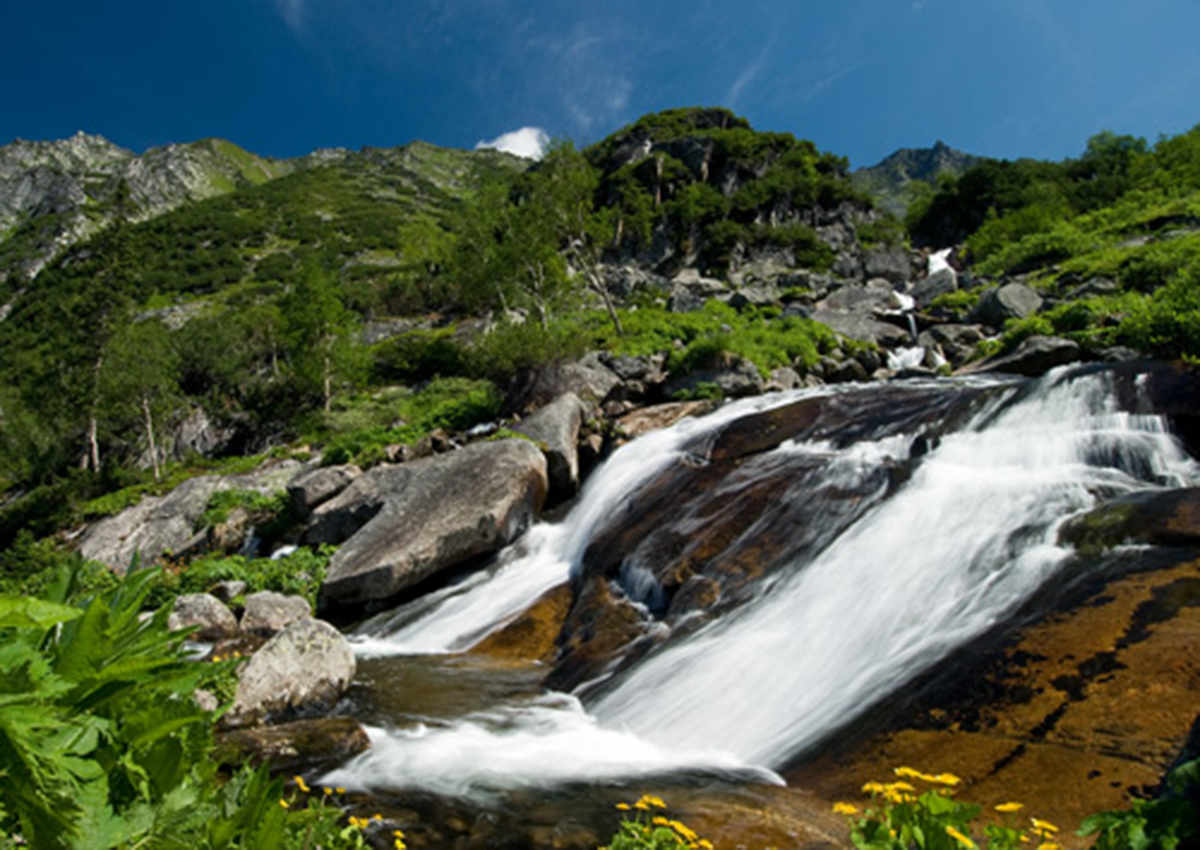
top-left (326, 367), bottom-right (1199, 799)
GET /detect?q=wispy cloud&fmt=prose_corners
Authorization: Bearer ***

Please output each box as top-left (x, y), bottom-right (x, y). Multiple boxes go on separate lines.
top-left (272, 0), bottom-right (307, 33)
top-left (476, 126), bottom-right (549, 159)
top-left (726, 38), bottom-right (776, 109)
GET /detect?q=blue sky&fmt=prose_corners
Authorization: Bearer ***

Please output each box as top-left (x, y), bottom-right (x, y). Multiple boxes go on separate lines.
top-left (3, 1), bottom-right (1199, 167)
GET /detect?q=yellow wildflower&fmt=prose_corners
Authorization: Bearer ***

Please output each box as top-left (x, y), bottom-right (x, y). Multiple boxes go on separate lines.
top-left (279, 799), bottom-right (289, 809)
top-left (670, 820), bottom-right (698, 843)
top-left (945, 826), bottom-right (977, 848)
top-left (894, 766), bottom-right (925, 780)
top-left (652, 816), bottom-right (671, 827)
top-left (862, 781), bottom-right (887, 795)
top-left (336, 787), bottom-right (347, 794)
top-left (887, 781), bottom-right (916, 793)
top-left (1036, 844), bottom-right (1061, 850)
top-left (640, 794), bottom-right (667, 809)
top-left (1031, 819), bottom-right (1059, 834)
top-left (293, 775), bottom-right (310, 794)
top-left (832, 802), bottom-right (860, 816)
top-left (323, 787), bottom-right (333, 796)
top-left (698, 841), bottom-right (714, 850)
top-left (394, 840), bottom-right (406, 850)
top-left (616, 803), bottom-right (631, 811)
top-left (995, 802), bottom-right (1024, 813)
top-left (932, 773), bottom-right (962, 786)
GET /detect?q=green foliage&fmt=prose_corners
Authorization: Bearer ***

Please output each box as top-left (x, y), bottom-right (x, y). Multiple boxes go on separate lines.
top-left (838, 768), bottom-right (1056, 850)
top-left (929, 289), bottom-right (981, 318)
top-left (1080, 756), bottom-right (1200, 850)
top-left (195, 489), bottom-right (290, 532)
top-left (319, 378), bottom-right (501, 467)
top-left (146, 546), bottom-right (332, 611)
top-left (372, 328), bottom-right (472, 383)
top-left (0, 559), bottom-right (372, 848)
top-left (603, 794), bottom-right (712, 850)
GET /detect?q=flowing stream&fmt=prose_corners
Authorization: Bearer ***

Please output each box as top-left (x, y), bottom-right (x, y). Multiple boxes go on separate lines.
top-left (326, 367), bottom-right (1199, 799)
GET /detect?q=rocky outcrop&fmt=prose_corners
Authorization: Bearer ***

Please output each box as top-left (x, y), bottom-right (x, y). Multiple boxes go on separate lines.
top-left (224, 618), bottom-right (356, 728)
top-left (512, 393), bottom-right (589, 504)
top-left (316, 439), bottom-right (548, 609)
top-left (287, 464), bottom-right (363, 519)
top-left (0, 133), bottom-right (291, 280)
top-left (76, 461), bottom-right (303, 570)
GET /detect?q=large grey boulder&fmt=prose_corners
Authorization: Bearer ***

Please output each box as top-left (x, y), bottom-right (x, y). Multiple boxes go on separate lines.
top-left (317, 439), bottom-right (548, 608)
top-left (169, 593), bottom-right (239, 642)
top-left (513, 393), bottom-right (590, 504)
top-left (970, 282), bottom-right (1043, 328)
top-left (76, 463), bottom-right (303, 570)
top-left (240, 591), bottom-right (312, 637)
top-left (224, 618), bottom-right (355, 728)
top-left (958, 335), bottom-right (1084, 377)
top-left (510, 360), bottom-right (621, 411)
top-left (287, 464), bottom-right (362, 518)
top-left (862, 245), bottom-right (912, 284)
top-left (911, 267), bottom-right (958, 308)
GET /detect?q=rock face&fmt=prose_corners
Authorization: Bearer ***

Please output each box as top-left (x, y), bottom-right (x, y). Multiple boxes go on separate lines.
top-left (225, 618), bottom-right (356, 728)
top-left (0, 133), bottom-right (290, 280)
top-left (317, 439), bottom-right (548, 609)
top-left (512, 393), bottom-right (589, 505)
top-left (76, 462), bottom-right (303, 570)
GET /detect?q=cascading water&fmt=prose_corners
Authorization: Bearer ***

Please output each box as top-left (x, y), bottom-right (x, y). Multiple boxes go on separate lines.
top-left (349, 391), bottom-right (814, 656)
top-left (325, 367), bottom-right (1199, 798)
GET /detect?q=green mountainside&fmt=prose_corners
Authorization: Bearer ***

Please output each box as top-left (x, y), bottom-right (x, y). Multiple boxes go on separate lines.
top-left (0, 134), bottom-right (295, 282)
top-left (852, 139), bottom-right (980, 218)
top-left (1, 107), bottom-right (1199, 557)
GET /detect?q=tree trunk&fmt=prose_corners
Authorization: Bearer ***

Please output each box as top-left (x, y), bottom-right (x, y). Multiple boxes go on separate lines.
top-left (142, 395), bottom-right (160, 482)
top-left (84, 354), bottom-right (104, 472)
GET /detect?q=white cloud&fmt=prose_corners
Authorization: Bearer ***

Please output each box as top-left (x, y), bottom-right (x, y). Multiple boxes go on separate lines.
top-left (475, 126), bottom-right (549, 159)
top-left (273, 0), bottom-right (306, 33)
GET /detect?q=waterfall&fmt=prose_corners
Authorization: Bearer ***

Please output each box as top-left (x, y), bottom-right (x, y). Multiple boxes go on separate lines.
top-left (589, 368), bottom-right (1197, 764)
top-left (349, 390), bottom-right (815, 655)
top-left (325, 367), bottom-right (1198, 797)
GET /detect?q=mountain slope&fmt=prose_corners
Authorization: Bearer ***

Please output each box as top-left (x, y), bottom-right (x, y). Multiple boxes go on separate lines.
top-left (0, 133), bottom-right (296, 283)
top-left (852, 140), bottom-right (980, 218)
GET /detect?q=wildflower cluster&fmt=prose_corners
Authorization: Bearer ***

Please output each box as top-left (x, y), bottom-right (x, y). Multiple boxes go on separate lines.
top-left (604, 795), bottom-right (714, 850)
top-left (834, 767), bottom-right (1062, 850)
top-left (280, 776), bottom-right (407, 849)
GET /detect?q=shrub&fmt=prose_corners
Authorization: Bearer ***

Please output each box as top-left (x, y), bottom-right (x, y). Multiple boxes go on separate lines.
top-left (0, 560), bottom-right (372, 848)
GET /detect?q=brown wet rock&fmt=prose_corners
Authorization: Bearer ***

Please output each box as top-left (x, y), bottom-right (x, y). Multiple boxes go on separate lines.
top-left (215, 716), bottom-right (370, 774)
top-left (788, 556), bottom-right (1200, 848)
top-left (616, 400), bottom-right (719, 441)
top-left (473, 582), bottom-right (573, 664)
top-left (702, 382), bottom-right (990, 463)
top-left (1060, 488), bottom-right (1200, 552)
top-left (543, 578), bottom-right (655, 693)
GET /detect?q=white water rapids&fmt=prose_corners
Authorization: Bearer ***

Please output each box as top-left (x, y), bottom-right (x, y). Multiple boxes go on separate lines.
top-left (325, 368), bottom-right (1199, 798)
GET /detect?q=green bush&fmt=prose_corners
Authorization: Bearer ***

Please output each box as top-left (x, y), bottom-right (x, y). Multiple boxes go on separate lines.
top-left (0, 561), bottom-right (370, 848)
top-left (147, 546), bottom-right (333, 610)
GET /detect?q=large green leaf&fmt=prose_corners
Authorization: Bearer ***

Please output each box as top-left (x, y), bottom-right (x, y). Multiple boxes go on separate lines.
top-left (0, 596), bottom-right (82, 630)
